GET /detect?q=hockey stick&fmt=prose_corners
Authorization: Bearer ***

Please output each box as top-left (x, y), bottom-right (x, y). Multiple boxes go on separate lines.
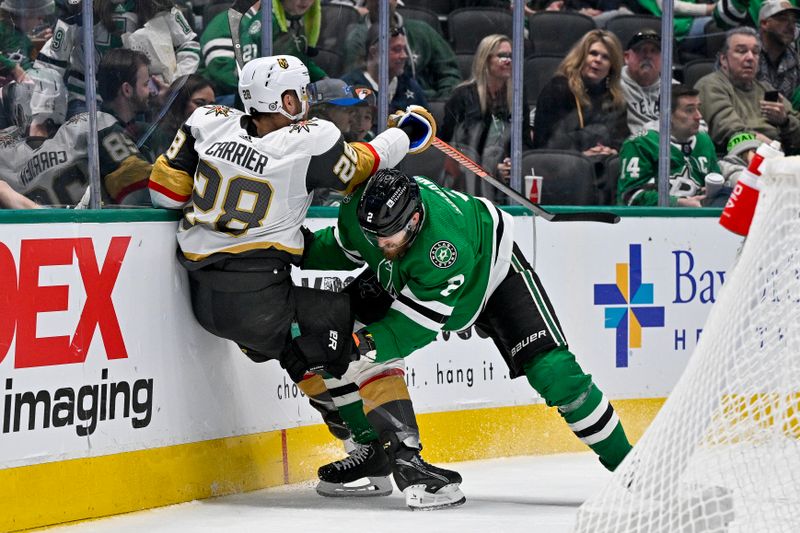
top-left (431, 138), bottom-right (620, 224)
top-left (228, 0), bottom-right (253, 72)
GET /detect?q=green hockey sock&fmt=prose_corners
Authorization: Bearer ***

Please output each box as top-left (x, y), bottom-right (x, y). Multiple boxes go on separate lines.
top-left (337, 400), bottom-right (379, 444)
top-left (559, 384), bottom-right (632, 471)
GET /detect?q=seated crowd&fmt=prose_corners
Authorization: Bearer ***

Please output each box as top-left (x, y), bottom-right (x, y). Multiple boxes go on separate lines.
top-left (0, 0), bottom-right (797, 209)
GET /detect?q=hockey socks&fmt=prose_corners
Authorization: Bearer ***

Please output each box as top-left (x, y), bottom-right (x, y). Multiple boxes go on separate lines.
top-left (524, 347), bottom-right (632, 471)
top-left (298, 374), bottom-right (378, 442)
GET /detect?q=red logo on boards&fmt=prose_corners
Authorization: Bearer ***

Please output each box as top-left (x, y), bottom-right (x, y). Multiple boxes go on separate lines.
top-left (0, 236), bottom-right (131, 368)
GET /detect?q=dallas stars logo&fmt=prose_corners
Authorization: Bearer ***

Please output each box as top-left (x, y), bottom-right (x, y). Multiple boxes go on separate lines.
top-left (430, 241), bottom-right (457, 269)
top-left (204, 105), bottom-right (232, 117)
top-left (289, 120), bottom-right (318, 133)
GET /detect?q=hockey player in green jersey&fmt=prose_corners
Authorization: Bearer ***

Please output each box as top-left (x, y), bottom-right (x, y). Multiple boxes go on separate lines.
top-left (297, 165), bottom-right (633, 508)
top-left (618, 84), bottom-right (722, 207)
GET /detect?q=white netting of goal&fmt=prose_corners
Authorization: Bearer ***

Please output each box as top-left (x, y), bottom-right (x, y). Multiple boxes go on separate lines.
top-left (574, 157), bottom-right (800, 533)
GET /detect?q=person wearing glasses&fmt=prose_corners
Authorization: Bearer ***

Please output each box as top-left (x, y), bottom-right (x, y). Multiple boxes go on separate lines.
top-left (342, 24), bottom-right (428, 122)
top-left (342, 0), bottom-right (461, 100)
top-left (439, 34), bottom-right (533, 199)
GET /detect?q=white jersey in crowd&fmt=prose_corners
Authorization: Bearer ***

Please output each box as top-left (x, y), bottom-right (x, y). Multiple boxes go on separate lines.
top-left (149, 104), bottom-right (409, 266)
top-left (0, 112), bottom-right (151, 206)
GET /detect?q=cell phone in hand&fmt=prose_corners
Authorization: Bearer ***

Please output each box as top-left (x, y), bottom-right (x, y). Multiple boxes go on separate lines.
top-left (764, 90), bottom-right (780, 102)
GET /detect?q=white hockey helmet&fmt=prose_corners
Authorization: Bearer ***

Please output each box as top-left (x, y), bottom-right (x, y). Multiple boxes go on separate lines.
top-left (238, 55), bottom-right (310, 121)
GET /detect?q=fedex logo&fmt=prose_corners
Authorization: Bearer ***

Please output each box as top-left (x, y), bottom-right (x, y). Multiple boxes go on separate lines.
top-left (0, 236), bottom-right (130, 368)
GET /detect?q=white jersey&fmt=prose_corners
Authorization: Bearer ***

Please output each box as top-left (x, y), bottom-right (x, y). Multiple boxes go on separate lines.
top-left (149, 105), bottom-right (410, 266)
top-left (0, 113), bottom-right (151, 206)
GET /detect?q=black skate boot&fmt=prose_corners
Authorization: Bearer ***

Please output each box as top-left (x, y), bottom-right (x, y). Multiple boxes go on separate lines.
top-left (316, 439), bottom-right (393, 497)
top-left (383, 433), bottom-right (466, 510)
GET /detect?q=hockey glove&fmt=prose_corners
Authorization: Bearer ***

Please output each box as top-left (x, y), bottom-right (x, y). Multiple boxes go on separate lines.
top-left (352, 329), bottom-right (377, 362)
top-left (388, 105), bottom-right (437, 154)
top-left (283, 332), bottom-right (358, 380)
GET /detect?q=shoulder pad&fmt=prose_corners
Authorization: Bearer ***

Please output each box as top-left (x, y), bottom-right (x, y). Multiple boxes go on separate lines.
top-left (268, 117), bottom-right (341, 157)
top-left (186, 105), bottom-right (243, 129)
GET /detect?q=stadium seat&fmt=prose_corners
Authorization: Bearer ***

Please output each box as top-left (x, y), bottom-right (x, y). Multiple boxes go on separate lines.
top-left (603, 15), bottom-right (661, 51)
top-left (524, 54), bottom-right (563, 107)
top-left (448, 8), bottom-right (513, 54)
top-left (521, 149), bottom-right (600, 205)
top-left (682, 58), bottom-right (716, 88)
top-left (403, 0), bottom-right (452, 16)
top-left (319, 3), bottom-right (361, 51)
top-left (599, 154), bottom-right (621, 205)
top-left (314, 48), bottom-right (344, 79)
top-left (528, 12), bottom-right (595, 55)
top-left (398, 6), bottom-right (444, 36)
top-left (398, 144), bottom-right (447, 185)
top-left (455, 52), bottom-right (474, 80)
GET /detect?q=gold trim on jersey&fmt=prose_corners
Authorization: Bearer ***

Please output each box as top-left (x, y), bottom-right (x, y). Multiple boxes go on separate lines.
top-left (297, 374), bottom-right (327, 397)
top-left (181, 240), bottom-right (304, 261)
top-left (150, 155), bottom-right (193, 200)
top-left (105, 155), bottom-right (152, 201)
top-left (345, 142), bottom-right (380, 194)
top-left (360, 375), bottom-right (411, 415)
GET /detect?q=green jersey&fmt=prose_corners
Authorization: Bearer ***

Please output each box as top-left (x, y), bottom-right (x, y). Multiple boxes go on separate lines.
top-left (200, 7), bottom-right (325, 96)
top-left (617, 129), bottom-right (720, 206)
top-left (304, 176), bottom-right (513, 362)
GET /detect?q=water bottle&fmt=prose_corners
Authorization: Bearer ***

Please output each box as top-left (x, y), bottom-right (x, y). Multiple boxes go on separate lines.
top-left (719, 140), bottom-right (783, 236)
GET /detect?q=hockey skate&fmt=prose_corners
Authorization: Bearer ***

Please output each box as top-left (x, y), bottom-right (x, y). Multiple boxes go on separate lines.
top-left (385, 436), bottom-right (466, 511)
top-left (316, 440), bottom-right (393, 497)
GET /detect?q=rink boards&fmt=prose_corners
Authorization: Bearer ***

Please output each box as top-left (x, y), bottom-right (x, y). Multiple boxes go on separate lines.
top-left (0, 207), bottom-right (743, 531)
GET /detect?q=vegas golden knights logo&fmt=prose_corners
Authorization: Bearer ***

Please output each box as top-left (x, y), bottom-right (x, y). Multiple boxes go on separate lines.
top-left (277, 58), bottom-right (289, 69)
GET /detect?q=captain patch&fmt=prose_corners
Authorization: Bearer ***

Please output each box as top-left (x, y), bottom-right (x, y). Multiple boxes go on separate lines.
top-left (430, 241), bottom-right (457, 268)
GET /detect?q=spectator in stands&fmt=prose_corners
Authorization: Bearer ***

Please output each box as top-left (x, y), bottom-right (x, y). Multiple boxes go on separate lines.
top-left (351, 86), bottom-right (377, 141)
top-left (440, 34), bottom-right (533, 199)
top-left (150, 73), bottom-right (216, 157)
top-left (342, 0), bottom-right (460, 100)
top-left (533, 29), bottom-right (629, 157)
top-left (306, 78), bottom-right (364, 206)
top-left (534, 0), bottom-right (634, 26)
top-left (94, 48), bottom-right (156, 203)
top-left (617, 84), bottom-right (721, 207)
top-left (342, 25), bottom-right (427, 115)
top-left (0, 65), bottom-right (151, 207)
top-left (718, 131), bottom-right (761, 186)
top-left (696, 27), bottom-right (800, 155)
top-left (638, 0), bottom-right (714, 54)
top-left (621, 29), bottom-right (668, 136)
top-left (757, 0), bottom-right (800, 110)
top-left (35, 0), bottom-right (197, 117)
top-left (0, 0), bottom-right (53, 72)
top-left (200, 0), bottom-right (326, 101)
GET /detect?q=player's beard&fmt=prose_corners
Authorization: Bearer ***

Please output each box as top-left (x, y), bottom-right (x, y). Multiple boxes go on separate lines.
top-left (380, 244), bottom-right (408, 261)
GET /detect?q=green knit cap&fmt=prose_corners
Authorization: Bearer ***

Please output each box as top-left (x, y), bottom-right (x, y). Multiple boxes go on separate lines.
top-left (726, 132), bottom-right (760, 156)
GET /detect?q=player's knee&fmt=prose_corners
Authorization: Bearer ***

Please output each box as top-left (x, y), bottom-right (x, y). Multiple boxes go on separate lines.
top-left (523, 347), bottom-right (592, 407)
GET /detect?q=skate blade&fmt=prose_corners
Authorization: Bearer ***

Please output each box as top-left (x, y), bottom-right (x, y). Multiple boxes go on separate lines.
top-left (316, 476), bottom-right (393, 498)
top-left (404, 483), bottom-right (466, 511)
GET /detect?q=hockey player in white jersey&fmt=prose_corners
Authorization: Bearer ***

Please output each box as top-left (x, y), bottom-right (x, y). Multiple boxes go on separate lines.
top-left (148, 54), bottom-right (437, 389)
top-left (0, 67), bottom-right (152, 206)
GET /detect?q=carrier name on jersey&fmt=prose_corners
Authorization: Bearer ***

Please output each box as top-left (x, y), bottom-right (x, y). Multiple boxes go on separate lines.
top-left (204, 140), bottom-right (268, 174)
top-left (20, 150), bottom-right (68, 186)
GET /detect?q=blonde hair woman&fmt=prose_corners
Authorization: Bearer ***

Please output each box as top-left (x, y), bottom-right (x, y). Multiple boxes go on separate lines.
top-left (532, 29), bottom-right (629, 157)
top-left (440, 34), bottom-right (533, 197)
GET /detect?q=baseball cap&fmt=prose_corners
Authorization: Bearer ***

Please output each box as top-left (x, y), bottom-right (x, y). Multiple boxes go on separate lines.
top-left (626, 29), bottom-right (661, 51)
top-left (308, 78), bottom-right (361, 106)
top-left (726, 132), bottom-right (761, 157)
top-left (759, 0), bottom-right (800, 23)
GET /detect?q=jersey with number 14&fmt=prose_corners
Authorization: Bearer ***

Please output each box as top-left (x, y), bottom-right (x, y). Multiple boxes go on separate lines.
top-left (617, 129), bottom-right (720, 206)
top-left (304, 177), bottom-right (514, 362)
top-left (149, 105), bottom-right (406, 266)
